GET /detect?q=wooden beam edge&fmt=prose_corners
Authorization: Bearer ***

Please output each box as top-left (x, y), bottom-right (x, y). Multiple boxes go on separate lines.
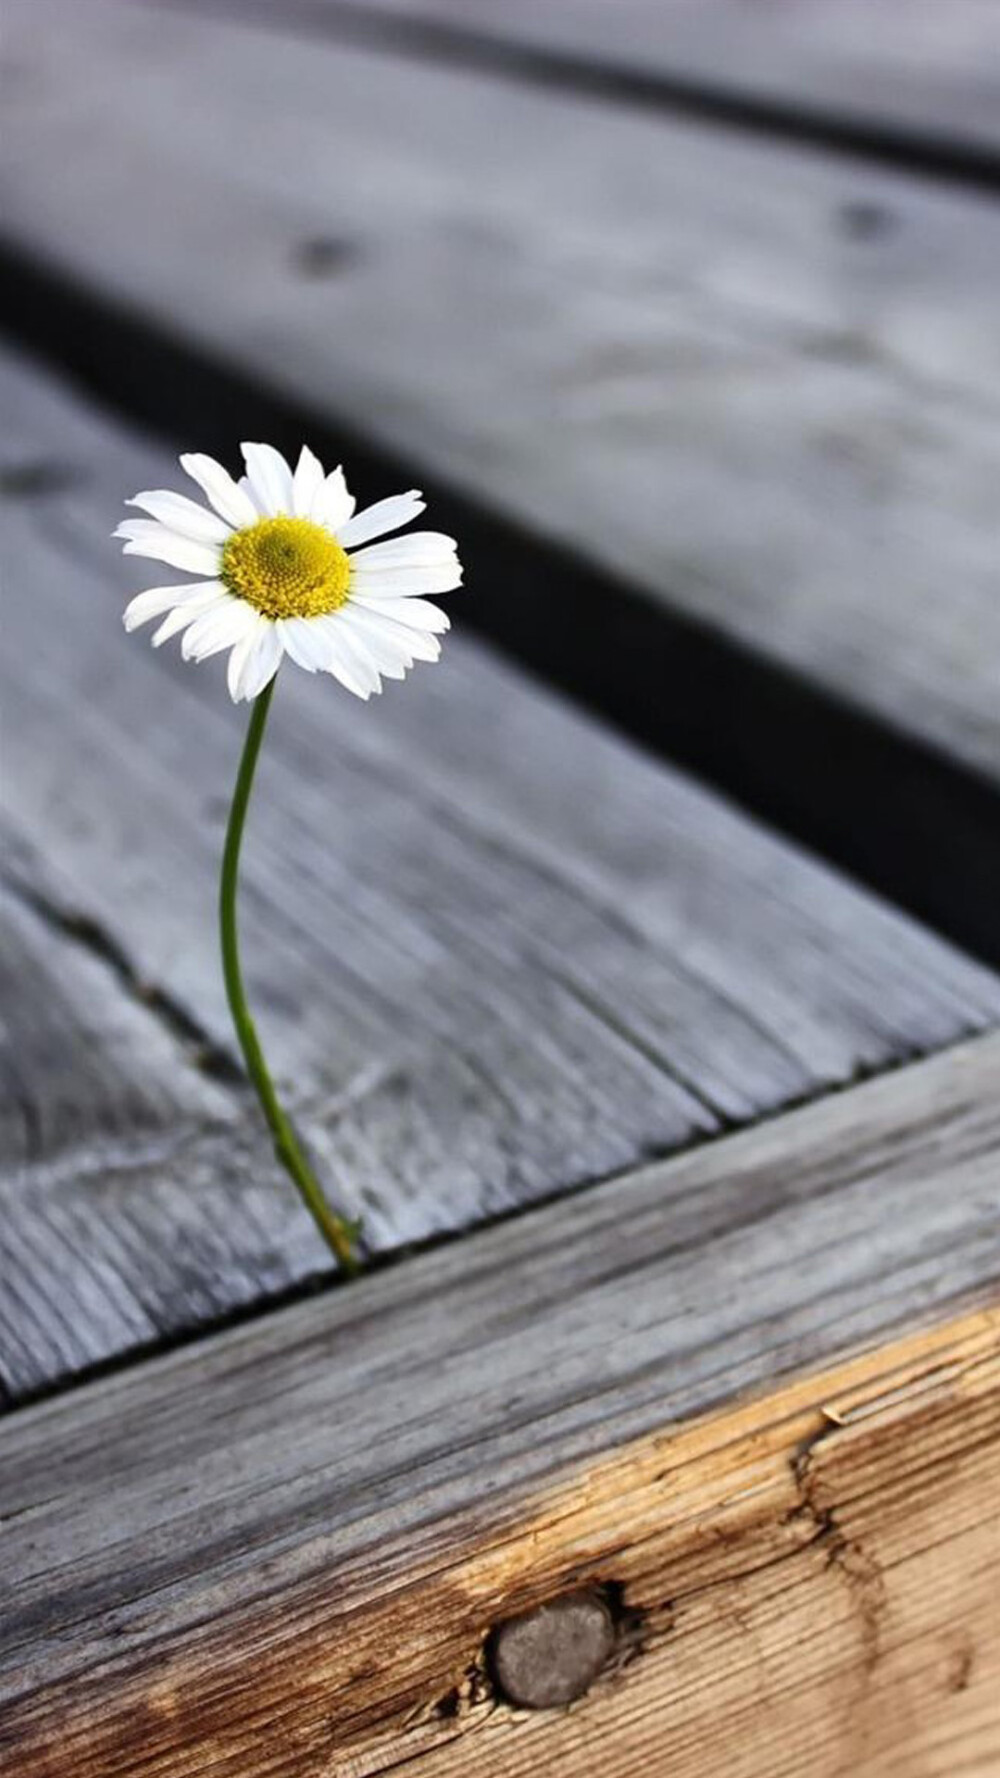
top-left (3, 1032), bottom-right (999, 1772)
top-left (1, 1038), bottom-right (996, 1770)
top-left (3, 1308), bottom-right (999, 1775)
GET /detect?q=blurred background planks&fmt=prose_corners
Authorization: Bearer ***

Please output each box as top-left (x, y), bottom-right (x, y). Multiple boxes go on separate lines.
top-left (3, 0), bottom-right (1000, 963)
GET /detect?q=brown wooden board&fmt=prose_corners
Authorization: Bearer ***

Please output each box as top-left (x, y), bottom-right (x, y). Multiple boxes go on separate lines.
top-left (4, 0), bottom-right (1000, 959)
top-left (3, 342), bottom-right (1000, 1399)
top-left (1, 1034), bottom-right (999, 1774)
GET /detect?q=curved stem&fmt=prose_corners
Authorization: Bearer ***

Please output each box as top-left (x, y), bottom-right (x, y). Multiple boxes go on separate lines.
top-left (219, 674), bottom-right (360, 1272)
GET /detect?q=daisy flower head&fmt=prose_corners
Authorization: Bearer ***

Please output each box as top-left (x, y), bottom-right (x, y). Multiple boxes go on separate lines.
top-left (116, 443), bottom-right (462, 702)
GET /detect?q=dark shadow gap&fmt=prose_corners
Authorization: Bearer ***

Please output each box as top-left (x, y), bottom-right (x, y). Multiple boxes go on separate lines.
top-left (153, 0), bottom-right (1000, 197)
top-left (2, 237), bottom-right (998, 974)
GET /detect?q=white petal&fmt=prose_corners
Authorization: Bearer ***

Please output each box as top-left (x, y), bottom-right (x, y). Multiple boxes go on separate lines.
top-left (227, 617), bottom-right (266, 701)
top-left (126, 489), bottom-right (231, 545)
top-left (181, 597), bottom-right (259, 662)
top-left (123, 580), bottom-right (224, 632)
top-left (341, 602), bottom-right (441, 666)
top-left (330, 610), bottom-right (406, 681)
top-left (237, 622), bottom-right (284, 701)
top-left (276, 615), bottom-right (333, 673)
top-left (312, 613), bottom-right (385, 691)
top-left (292, 445), bottom-right (325, 518)
top-left (350, 562), bottom-right (463, 597)
top-left (241, 443), bottom-right (294, 516)
top-left (317, 620), bottom-right (380, 699)
top-left (346, 532), bottom-right (458, 569)
top-left (181, 454), bottom-right (258, 530)
top-left (118, 521), bottom-right (222, 577)
top-left (335, 491), bottom-right (425, 548)
top-left (313, 466), bottom-right (356, 531)
top-left (151, 589), bottom-right (229, 646)
top-left (351, 592), bottom-right (450, 633)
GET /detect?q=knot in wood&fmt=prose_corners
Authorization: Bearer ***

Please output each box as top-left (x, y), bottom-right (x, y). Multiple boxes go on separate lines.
top-left (489, 1589), bottom-right (617, 1709)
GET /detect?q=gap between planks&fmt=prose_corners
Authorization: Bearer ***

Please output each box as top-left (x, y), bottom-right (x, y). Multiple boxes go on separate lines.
top-left (146, 0), bottom-right (1000, 192)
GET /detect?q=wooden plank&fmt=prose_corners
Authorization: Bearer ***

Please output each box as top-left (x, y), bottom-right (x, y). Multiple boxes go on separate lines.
top-left (1, 1034), bottom-right (998, 1775)
top-left (4, 341), bottom-right (1000, 1399)
top-left (284, 0), bottom-right (1000, 161)
top-left (3, 0), bottom-right (1000, 959)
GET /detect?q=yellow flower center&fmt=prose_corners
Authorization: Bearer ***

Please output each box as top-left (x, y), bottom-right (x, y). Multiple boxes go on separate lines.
top-left (220, 515), bottom-right (351, 619)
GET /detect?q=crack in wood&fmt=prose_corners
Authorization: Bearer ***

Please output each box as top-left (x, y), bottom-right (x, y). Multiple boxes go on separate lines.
top-left (790, 1434), bottom-right (888, 1682)
top-left (0, 854), bottom-right (244, 1087)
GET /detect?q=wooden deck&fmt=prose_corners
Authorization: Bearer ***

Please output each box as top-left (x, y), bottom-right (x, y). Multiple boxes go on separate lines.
top-left (1, 2), bottom-right (999, 1773)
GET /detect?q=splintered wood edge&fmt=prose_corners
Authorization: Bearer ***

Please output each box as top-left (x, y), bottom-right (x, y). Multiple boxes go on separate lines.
top-left (4, 1307), bottom-right (999, 1777)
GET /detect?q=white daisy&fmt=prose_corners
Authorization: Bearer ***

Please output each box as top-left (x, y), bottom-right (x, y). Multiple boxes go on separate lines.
top-left (116, 443), bottom-right (463, 702)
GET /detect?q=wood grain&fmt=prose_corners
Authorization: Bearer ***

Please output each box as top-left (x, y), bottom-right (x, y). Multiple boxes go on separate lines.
top-left (4, 343), bottom-right (1000, 1396)
top-left (1, 1034), bottom-right (998, 1774)
top-left (4, 0), bottom-right (1000, 796)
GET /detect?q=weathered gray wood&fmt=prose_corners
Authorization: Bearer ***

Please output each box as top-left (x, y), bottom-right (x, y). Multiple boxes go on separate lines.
top-left (1, 1032), bottom-right (998, 1773)
top-left (3, 342), bottom-right (1000, 1399)
top-left (4, 0), bottom-right (1000, 797)
top-left (293, 0), bottom-right (1000, 157)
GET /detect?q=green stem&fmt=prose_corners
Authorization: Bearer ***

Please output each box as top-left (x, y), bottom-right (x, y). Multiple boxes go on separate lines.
top-left (219, 673), bottom-right (360, 1273)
